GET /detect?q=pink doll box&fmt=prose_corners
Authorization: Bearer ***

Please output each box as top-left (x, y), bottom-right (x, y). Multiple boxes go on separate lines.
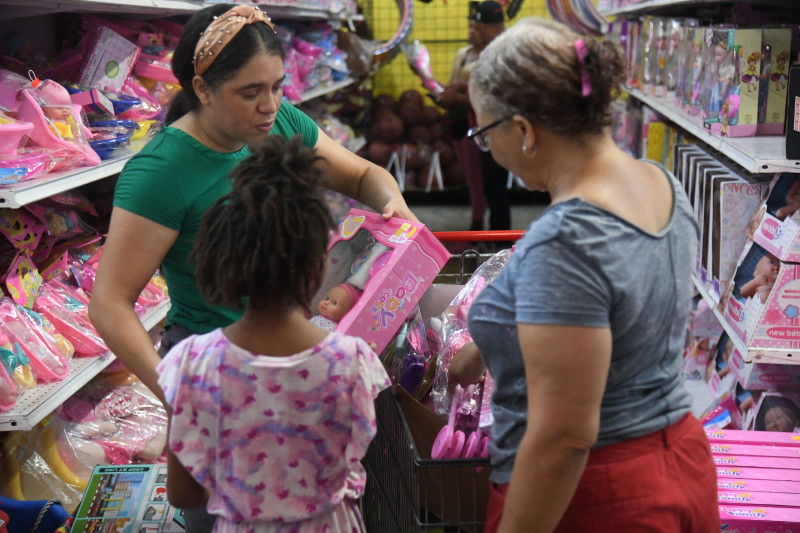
top-left (729, 346), bottom-right (800, 391)
top-left (78, 26), bottom-right (141, 92)
top-left (706, 428), bottom-right (800, 447)
top-left (716, 465), bottom-right (800, 482)
top-left (757, 28), bottom-right (792, 136)
top-left (719, 505), bottom-right (800, 532)
top-left (719, 239), bottom-right (800, 359)
top-left (718, 477), bottom-right (800, 494)
top-left (711, 442), bottom-right (800, 458)
top-left (751, 174), bottom-right (800, 263)
top-left (713, 454), bottom-right (800, 470)
top-left (312, 209), bottom-right (450, 354)
top-left (719, 489), bottom-right (800, 507)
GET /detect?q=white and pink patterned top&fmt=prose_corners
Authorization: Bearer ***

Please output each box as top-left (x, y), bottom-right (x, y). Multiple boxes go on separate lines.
top-left (157, 329), bottom-right (390, 533)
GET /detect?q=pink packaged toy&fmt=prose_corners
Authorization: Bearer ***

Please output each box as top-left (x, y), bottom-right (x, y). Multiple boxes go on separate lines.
top-left (310, 209), bottom-right (450, 354)
top-left (706, 427), bottom-right (800, 446)
top-left (710, 441), bottom-right (800, 458)
top-left (0, 297), bottom-right (70, 382)
top-left (33, 283), bottom-right (106, 357)
top-left (718, 489), bottom-right (800, 507)
top-left (16, 77), bottom-right (101, 171)
top-left (728, 346), bottom-right (800, 390)
top-left (716, 465), bottom-right (800, 482)
top-left (719, 505), bottom-right (800, 532)
top-left (718, 477), bottom-right (800, 494)
top-left (750, 174), bottom-right (800, 262)
top-left (718, 236), bottom-right (800, 364)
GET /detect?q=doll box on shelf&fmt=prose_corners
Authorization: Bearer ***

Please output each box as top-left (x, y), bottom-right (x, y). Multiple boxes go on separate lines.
top-left (729, 347), bottom-right (800, 390)
top-left (756, 27), bottom-right (792, 136)
top-left (719, 505), bottom-right (800, 533)
top-left (312, 209), bottom-right (450, 354)
top-left (719, 477), bottom-right (800, 494)
top-left (751, 173), bottom-right (800, 263)
top-left (706, 428), bottom-right (800, 447)
top-left (719, 238), bottom-right (800, 361)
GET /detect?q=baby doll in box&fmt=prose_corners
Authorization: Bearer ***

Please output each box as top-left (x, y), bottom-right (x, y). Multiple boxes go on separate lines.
top-left (309, 209), bottom-right (450, 354)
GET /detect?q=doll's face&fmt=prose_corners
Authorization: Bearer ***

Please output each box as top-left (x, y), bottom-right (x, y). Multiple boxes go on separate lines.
top-left (764, 404), bottom-right (800, 432)
top-left (714, 42), bottom-right (727, 64)
top-left (317, 285), bottom-right (352, 322)
top-left (754, 254), bottom-right (779, 283)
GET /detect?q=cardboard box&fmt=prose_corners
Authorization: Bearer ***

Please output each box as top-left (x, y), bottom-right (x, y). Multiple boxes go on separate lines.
top-left (78, 26), bottom-right (141, 91)
top-left (312, 209), bottom-right (450, 355)
top-left (719, 505), bottom-right (800, 532)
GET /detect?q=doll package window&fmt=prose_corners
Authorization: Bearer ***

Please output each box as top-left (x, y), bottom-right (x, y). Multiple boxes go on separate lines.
top-left (310, 209), bottom-right (449, 354)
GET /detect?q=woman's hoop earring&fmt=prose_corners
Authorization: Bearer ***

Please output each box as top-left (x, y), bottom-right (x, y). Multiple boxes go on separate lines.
top-left (523, 143), bottom-right (537, 159)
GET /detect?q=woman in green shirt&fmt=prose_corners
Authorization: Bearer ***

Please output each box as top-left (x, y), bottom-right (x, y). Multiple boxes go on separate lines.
top-left (89, 4), bottom-right (414, 404)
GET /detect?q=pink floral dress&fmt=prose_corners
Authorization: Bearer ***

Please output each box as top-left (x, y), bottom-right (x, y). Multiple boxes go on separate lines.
top-left (157, 329), bottom-right (391, 533)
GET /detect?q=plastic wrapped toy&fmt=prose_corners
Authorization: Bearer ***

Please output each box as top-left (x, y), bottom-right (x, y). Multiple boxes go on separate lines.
top-left (0, 297), bottom-right (70, 383)
top-left (16, 76), bottom-right (101, 171)
top-left (402, 40), bottom-right (444, 95)
top-left (428, 249), bottom-right (510, 419)
top-left (33, 282), bottom-right (106, 357)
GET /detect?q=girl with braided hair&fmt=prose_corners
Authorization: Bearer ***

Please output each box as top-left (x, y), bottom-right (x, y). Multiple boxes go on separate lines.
top-left (158, 134), bottom-right (390, 533)
top-left (447, 17), bottom-right (718, 532)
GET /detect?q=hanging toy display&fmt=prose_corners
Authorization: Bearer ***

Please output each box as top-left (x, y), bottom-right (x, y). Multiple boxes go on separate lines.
top-left (401, 40), bottom-right (444, 95)
top-left (372, 0), bottom-right (414, 67)
top-left (547, 0), bottom-right (607, 36)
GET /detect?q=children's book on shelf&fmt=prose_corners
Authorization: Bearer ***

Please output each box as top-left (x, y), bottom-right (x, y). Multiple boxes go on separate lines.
top-left (71, 464), bottom-right (185, 533)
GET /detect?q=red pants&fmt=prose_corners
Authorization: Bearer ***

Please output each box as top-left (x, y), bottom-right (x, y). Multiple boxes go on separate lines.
top-left (484, 414), bottom-right (719, 533)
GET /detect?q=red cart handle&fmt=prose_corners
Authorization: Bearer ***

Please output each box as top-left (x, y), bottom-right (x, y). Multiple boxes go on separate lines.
top-left (432, 230), bottom-right (524, 242)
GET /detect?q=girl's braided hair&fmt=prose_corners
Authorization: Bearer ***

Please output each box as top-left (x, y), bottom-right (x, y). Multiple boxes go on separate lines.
top-left (192, 134), bottom-right (335, 312)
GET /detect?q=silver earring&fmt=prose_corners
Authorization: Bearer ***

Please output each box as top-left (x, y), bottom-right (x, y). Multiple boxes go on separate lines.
top-left (523, 143), bottom-right (537, 158)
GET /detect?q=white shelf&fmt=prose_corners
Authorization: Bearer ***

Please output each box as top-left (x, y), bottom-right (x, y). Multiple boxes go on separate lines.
top-left (295, 77), bottom-right (357, 104)
top-left (600, 0), bottom-right (798, 17)
top-left (0, 0), bottom-right (358, 21)
top-left (0, 151), bottom-right (134, 209)
top-left (628, 88), bottom-right (800, 175)
top-left (0, 298), bottom-right (170, 432)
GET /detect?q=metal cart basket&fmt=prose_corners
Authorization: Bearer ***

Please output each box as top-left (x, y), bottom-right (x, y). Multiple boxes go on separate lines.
top-left (362, 232), bottom-right (523, 532)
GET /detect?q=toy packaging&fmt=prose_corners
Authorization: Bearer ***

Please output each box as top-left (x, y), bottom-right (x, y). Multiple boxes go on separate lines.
top-left (751, 173), bottom-right (800, 262)
top-left (706, 427), bottom-right (800, 446)
top-left (78, 26), bottom-right (141, 92)
top-left (757, 27), bottom-right (792, 135)
top-left (310, 209), bottom-right (449, 354)
top-left (719, 477), bottom-right (800, 494)
top-left (718, 236), bottom-right (800, 362)
top-left (719, 505), bottom-right (800, 532)
top-left (728, 346), bottom-right (800, 390)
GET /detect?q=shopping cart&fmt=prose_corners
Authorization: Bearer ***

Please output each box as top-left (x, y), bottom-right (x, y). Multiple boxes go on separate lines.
top-left (361, 231), bottom-right (523, 533)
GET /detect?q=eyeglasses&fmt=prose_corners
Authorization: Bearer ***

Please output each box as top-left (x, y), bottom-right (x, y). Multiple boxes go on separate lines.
top-left (467, 116), bottom-right (510, 152)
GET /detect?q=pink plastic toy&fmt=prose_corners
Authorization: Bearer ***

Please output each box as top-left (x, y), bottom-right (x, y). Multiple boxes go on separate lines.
top-left (15, 77), bottom-right (100, 171)
top-left (432, 386), bottom-right (467, 459)
top-left (0, 349), bottom-right (19, 412)
top-left (0, 117), bottom-right (33, 155)
top-left (33, 285), bottom-right (106, 357)
top-left (0, 298), bottom-right (69, 382)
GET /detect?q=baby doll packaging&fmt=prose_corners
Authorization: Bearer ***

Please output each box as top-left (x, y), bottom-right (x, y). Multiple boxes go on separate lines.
top-left (311, 209), bottom-right (449, 354)
top-left (719, 505), bottom-right (800, 532)
top-left (757, 27), bottom-right (792, 135)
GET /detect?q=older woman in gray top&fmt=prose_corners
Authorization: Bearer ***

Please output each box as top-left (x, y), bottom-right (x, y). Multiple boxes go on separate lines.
top-left (448, 17), bottom-right (718, 533)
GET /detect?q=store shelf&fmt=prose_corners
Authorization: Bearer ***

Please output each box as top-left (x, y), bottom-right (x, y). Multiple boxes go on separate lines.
top-left (0, 151), bottom-right (134, 209)
top-left (295, 77), bottom-right (358, 104)
top-left (628, 88), bottom-right (800, 174)
top-left (600, 0), bottom-right (798, 17)
top-left (0, 0), bottom-right (359, 21)
top-left (0, 297), bottom-right (170, 432)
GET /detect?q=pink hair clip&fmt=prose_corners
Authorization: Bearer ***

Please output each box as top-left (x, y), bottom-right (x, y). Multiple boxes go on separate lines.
top-left (574, 39), bottom-right (592, 97)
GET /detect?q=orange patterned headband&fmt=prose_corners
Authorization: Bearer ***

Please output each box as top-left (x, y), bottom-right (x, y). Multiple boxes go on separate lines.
top-left (193, 5), bottom-right (275, 77)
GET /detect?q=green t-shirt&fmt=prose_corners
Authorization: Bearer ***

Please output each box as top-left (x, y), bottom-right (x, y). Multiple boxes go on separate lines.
top-left (114, 102), bottom-right (319, 333)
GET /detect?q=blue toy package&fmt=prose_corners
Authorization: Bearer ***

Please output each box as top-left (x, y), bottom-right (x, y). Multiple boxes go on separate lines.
top-left (0, 497), bottom-right (72, 533)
